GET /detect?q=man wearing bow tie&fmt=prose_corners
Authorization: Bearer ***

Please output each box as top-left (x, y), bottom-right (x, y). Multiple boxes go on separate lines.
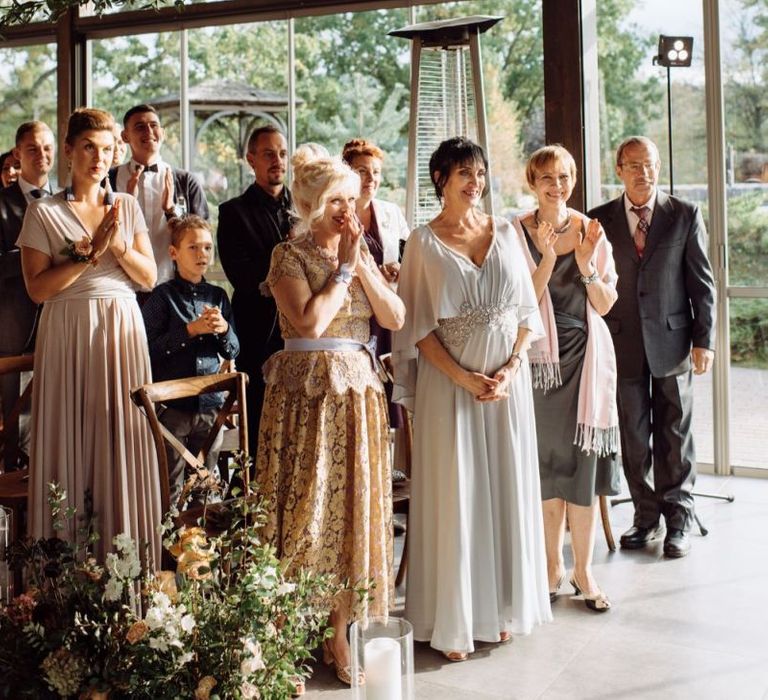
top-left (588, 136), bottom-right (716, 558)
top-left (109, 104), bottom-right (209, 286)
top-left (0, 120), bottom-right (55, 468)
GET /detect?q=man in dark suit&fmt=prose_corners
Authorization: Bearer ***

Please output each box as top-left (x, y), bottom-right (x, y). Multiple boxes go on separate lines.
top-left (0, 120), bottom-right (55, 468)
top-left (217, 125), bottom-right (292, 455)
top-left (109, 104), bottom-right (209, 285)
top-left (588, 136), bottom-right (716, 558)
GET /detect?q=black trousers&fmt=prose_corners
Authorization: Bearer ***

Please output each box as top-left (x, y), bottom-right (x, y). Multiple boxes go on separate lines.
top-left (616, 366), bottom-right (696, 531)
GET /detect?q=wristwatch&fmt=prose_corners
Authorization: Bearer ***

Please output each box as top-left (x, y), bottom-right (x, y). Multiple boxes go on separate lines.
top-left (164, 204), bottom-right (184, 221)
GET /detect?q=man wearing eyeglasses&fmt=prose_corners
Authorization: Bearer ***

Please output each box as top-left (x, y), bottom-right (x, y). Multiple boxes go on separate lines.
top-left (217, 125), bottom-right (294, 455)
top-left (109, 104), bottom-right (209, 287)
top-left (588, 136), bottom-right (716, 559)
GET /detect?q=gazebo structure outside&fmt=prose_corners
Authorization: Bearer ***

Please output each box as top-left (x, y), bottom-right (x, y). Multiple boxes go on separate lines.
top-left (150, 80), bottom-right (302, 196)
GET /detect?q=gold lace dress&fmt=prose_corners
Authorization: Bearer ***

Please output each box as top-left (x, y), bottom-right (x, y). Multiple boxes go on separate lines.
top-left (257, 237), bottom-right (393, 621)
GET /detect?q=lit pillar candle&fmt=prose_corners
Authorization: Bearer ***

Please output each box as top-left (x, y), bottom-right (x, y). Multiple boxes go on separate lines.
top-left (364, 636), bottom-right (402, 700)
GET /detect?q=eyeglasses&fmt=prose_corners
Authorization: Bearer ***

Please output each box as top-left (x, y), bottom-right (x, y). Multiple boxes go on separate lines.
top-left (620, 161), bottom-right (658, 173)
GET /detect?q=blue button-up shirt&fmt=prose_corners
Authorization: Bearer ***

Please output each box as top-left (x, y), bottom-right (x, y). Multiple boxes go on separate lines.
top-left (142, 273), bottom-right (240, 412)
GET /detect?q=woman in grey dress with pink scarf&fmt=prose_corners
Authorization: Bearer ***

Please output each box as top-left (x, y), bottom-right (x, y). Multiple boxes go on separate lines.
top-left (512, 145), bottom-right (620, 612)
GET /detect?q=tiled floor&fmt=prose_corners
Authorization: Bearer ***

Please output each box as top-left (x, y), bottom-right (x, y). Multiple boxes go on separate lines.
top-left (304, 474), bottom-right (768, 699)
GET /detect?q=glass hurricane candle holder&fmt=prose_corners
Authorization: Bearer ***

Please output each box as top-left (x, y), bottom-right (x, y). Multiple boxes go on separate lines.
top-left (351, 616), bottom-right (414, 700)
top-left (0, 506), bottom-right (11, 603)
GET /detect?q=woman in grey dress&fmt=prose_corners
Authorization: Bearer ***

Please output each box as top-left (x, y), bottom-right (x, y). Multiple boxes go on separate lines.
top-left (512, 145), bottom-right (620, 612)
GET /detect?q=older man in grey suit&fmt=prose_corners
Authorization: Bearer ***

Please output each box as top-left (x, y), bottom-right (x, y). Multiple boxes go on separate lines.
top-left (588, 136), bottom-right (716, 558)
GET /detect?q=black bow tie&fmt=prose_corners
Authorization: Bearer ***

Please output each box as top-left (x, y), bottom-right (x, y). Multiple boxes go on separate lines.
top-left (29, 188), bottom-right (47, 199)
top-left (138, 163), bottom-right (159, 173)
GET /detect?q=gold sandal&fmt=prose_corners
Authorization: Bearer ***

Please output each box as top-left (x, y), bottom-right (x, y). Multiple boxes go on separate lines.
top-left (442, 650), bottom-right (469, 662)
top-left (323, 640), bottom-right (365, 686)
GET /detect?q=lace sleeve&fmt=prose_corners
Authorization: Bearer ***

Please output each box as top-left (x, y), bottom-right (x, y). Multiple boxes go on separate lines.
top-left (265, 242), bottom-right (307, 291)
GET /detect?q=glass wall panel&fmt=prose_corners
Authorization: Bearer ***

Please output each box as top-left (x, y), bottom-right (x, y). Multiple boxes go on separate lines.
top-left (415, 1), bottom-right (543, 214)
top-left (294, 8), bottom-right (411, 206)
top-left (187, 20), bottom-right (289, 212)
top-left (0, 43), bottom-right (58, 184)
top-left (727, 299), bottom-right (768, 468)
top-left (90, 33), bottom-right (182, 166)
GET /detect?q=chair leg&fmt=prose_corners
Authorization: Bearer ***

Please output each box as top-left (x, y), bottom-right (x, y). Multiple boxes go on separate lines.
top-left (599, 495), bottom-right (616, 552)
top-left (395, 526), bottom-right (408, 588)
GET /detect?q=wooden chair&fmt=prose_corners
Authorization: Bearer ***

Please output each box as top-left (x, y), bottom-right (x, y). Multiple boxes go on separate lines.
top-left (0, 355), bottom-right (34, 594)
top-left (130, 371), bottom-right (249, 531)
top-left (599, 496), bottom-right (616, 551)
top-left (0, 354), bottom-right (34, 472)
top-left (379, 354), bottom-right (411, 588)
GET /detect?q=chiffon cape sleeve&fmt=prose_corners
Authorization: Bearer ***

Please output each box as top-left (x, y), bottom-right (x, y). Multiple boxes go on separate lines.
top-left (391, 226), bottom-right (441, 412)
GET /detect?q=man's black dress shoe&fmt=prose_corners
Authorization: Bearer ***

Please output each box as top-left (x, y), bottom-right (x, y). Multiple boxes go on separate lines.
top-left (663, 528), bottom-right (690, 558)
top-left (619, 524), bottom-right (664, 549)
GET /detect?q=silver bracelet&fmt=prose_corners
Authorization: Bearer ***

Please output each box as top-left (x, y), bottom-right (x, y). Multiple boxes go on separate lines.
top-left (332, 265), bottom-right (354, 286)
top-left (579, 270), bottom-right (600, 285)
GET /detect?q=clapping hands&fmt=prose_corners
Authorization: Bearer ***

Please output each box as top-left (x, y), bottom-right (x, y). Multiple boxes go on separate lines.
top-left (575, 218), bottom-right (604, 274)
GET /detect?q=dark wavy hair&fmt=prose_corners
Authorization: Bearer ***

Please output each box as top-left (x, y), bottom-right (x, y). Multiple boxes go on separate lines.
top-left (428, 137), bottom-right (489, 202)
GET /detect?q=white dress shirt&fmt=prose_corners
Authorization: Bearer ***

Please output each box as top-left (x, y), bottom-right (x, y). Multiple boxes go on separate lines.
top-left (623, 191), bottom-right (657, 236)
top-left (115, 157), bottom-right (173, 283)
top-left (18, 176), bottom-right (52, 204)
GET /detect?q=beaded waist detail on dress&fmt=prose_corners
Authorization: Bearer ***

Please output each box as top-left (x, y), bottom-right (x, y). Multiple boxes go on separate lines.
top-left (436, 301), bottom-right (518, 348)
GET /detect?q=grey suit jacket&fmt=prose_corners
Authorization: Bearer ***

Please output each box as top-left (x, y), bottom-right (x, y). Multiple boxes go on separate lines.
top-left (0, 182), bottom-right (38, 353)
top-left (588, 190), bottom-right (716, 379)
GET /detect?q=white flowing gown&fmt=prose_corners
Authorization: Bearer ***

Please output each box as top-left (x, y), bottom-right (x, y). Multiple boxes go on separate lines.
top-left (392, 218), bottom-right (552, 653)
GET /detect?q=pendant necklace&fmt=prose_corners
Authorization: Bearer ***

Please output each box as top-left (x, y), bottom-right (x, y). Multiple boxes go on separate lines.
top-left (534, 209), bottom-right (571, 234)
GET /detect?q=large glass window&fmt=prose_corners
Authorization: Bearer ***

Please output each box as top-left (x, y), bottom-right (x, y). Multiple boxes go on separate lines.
top-left (0, 43), bottom-right (58, 183)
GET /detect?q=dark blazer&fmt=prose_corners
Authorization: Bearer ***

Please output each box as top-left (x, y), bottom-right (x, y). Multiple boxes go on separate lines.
top-left (588, 190), bottom-right (716, 379)
top-left (0, 182), bottom-right (38, 354)
top-left (216, 183), bottom-right (293, 373)
top-left (108, 165), bottom-right (209, 219)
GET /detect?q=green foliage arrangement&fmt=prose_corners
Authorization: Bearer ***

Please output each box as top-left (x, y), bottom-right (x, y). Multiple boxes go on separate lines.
top-left (0, 474), bottom-right (337, 699)
top-left (0, 0), bottom-right (185, 29)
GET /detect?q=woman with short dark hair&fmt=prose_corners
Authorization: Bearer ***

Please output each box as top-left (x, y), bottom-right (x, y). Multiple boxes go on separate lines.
top-left (393, 137), bottom-right (551, 661)
top-left (18, 107), bottom-right (161, 562)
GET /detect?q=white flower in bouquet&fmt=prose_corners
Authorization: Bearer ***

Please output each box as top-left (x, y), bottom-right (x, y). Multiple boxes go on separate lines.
top-left (240, 636), bottom-right (266, 676)
top-left (241, 680), bottom-right (261, 699)
top-left (275, 581), bottom-right (296, 596)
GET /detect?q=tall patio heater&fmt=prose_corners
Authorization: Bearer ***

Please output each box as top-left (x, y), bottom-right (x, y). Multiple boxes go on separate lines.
top-left (390, 15), bottom-right (503, 228)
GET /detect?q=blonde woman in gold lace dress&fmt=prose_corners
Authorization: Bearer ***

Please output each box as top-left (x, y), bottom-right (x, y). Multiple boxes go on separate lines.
top-left (256, 147), bottom-right (405, 686)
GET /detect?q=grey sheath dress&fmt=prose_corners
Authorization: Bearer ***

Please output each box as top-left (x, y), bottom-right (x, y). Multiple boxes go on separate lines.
top-left (524, 227), bottom-right (620, 506)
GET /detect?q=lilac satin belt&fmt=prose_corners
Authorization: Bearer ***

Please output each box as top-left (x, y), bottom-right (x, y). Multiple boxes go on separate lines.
top-left (283, 336), bottom-right (387, 381)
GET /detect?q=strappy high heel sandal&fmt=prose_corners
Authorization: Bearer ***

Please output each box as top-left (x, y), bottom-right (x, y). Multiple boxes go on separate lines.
top-left (570, 576), bottom-right (611, 613)
top-left (442, 650), bottom-right (469, 662)
top-left (549, 571), bottom-right (566, 603)
top-left (323, 639), bottom-right (365, 686)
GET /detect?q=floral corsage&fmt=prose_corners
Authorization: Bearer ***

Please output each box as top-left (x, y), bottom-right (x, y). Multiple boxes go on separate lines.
top-left (61, 235), bottom-right (96, 265)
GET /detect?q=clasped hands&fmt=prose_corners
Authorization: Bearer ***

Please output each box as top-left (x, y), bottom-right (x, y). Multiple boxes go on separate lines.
top-left (337, 211), bottom-right (367, 273)
top-left (461, 360), bottom-right (521, 402)
top-left (82, 199), bottom-right (125, 264)
top-left (187, 305), bottom-right (229, 337)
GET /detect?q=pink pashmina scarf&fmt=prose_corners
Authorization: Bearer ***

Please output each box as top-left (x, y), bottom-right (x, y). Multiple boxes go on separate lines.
top-left (512, 213), bottom-right (619, 457)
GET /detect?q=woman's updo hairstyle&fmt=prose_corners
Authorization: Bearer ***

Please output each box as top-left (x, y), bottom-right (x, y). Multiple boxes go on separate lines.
top-left (524, 144), bottom-right (577, 190)
top-left (341, 138), bottom-right (385, 166)
top-left (429, 137), bottom-right (489, 203)
top-left (291, 143), bottom-right (360, 234)
top-left (65, 108), bottom-right (116, 146)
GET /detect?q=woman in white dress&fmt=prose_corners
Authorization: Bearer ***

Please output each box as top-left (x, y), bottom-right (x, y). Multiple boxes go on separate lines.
top-left (392, 137), bottom-right (551, 660)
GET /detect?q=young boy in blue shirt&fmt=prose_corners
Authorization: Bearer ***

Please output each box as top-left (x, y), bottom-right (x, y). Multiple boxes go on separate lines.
top-left (142, 215), bottom-right (239, 507)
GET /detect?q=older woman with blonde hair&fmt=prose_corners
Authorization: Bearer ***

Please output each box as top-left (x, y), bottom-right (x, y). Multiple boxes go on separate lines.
top-left (512, 144), bottom-right (620, 612)
top-left (18, 107), bottom-right (161, 563)
top-left (256, 148), bottom-right (405, 686)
